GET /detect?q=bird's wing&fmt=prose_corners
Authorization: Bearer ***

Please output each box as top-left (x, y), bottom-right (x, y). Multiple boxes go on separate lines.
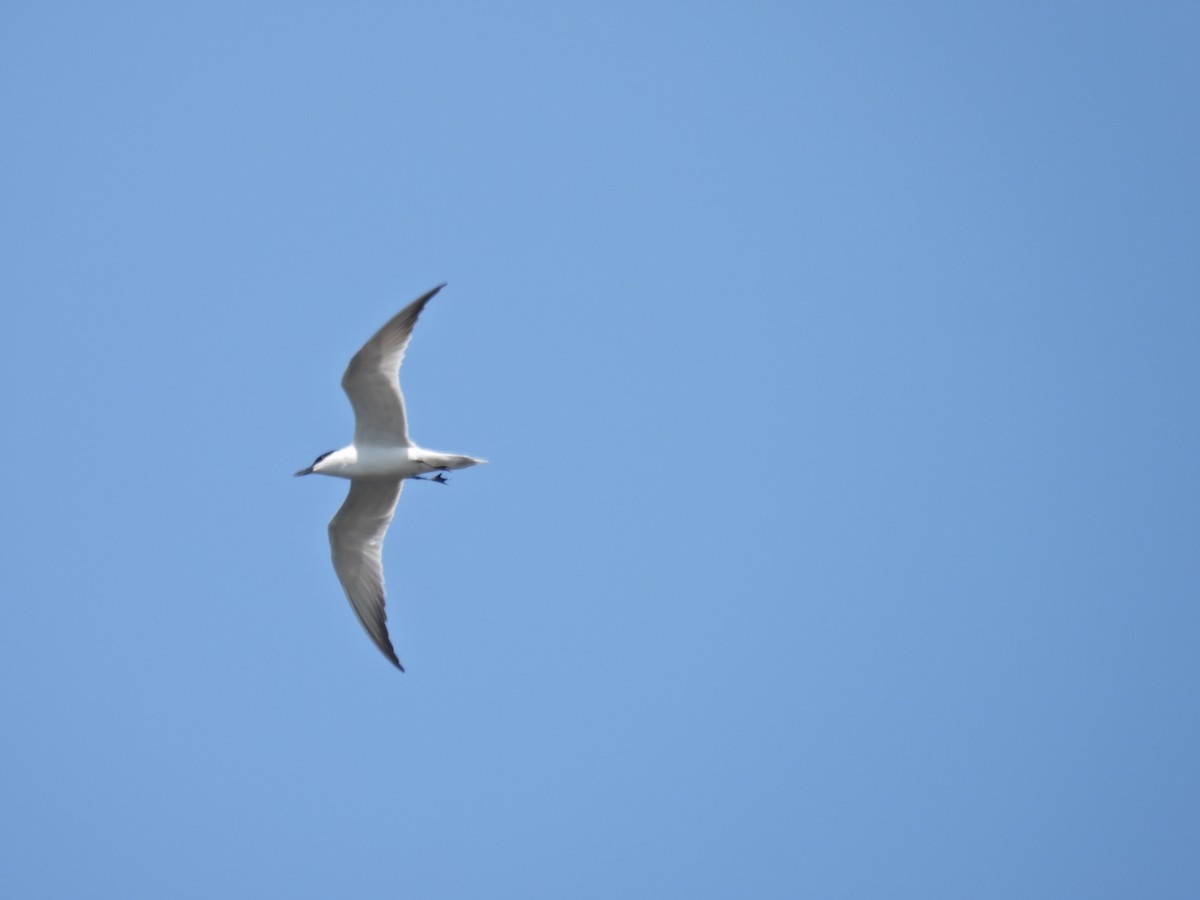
top-left (328, 477), bottom-right (405, 670)
top-left (341, 283), bottom-right (445, 447)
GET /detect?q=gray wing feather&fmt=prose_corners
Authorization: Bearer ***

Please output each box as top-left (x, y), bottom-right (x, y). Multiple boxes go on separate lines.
top-left (328, 478), bottom-right (405, 670)
top-left (341, 283), bottom-right (445, 446)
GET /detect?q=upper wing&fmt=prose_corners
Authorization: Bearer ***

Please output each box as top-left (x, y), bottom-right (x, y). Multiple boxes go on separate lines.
top-left (328, 477), bottom-right (405, 670)
top-left (341, 283), bottom-right (445, 447)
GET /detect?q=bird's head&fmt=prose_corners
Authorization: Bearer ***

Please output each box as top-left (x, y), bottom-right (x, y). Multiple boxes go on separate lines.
top-left (294, 450), bottom-right (336, 477)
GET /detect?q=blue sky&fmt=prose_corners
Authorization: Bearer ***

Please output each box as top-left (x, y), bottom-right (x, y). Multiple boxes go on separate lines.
top-left (2, 2), bottom-right (1198, 897)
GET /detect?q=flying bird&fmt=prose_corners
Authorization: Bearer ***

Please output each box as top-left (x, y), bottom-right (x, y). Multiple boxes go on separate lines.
top-left (295, 283), bottom-right (485, 670)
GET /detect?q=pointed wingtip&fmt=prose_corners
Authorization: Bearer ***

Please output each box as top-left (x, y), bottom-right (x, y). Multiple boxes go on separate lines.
top-left (382, 640), bottom-right (405, 672)
top-left (401, 282), bottom-right (447, 316)
top-left (378, 638), bottom-right (405, 671)
top-left (378, 645), bottom-right (405, 672)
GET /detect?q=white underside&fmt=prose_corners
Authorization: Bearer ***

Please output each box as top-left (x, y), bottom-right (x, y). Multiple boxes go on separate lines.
top-left (318, 443), bottom-right (484, 479)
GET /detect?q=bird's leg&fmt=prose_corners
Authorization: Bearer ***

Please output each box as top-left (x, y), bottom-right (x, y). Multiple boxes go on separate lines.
top-left (412, 459), bottom-right (451, 484)
top-left (411, 473), bottom-right (449, 484)
top-left (415, 458), bottom-right (452, 473)
top-left (414, 458), bottom-right (451, 470)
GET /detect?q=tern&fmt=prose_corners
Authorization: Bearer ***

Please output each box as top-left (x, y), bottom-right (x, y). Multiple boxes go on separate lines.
top-left (295, 283), bottom-right (485, 670)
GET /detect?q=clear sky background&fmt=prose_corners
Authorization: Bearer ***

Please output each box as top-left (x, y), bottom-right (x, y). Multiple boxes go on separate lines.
top-left (2, 3), bottom-right (1197, 897)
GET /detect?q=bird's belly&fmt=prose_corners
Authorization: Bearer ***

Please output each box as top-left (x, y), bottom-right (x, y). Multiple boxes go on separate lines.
top-left (344, 446), bottom-right (423, 478)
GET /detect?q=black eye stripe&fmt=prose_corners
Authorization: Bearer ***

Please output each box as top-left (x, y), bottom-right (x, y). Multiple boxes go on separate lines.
top-left (314, 450), bottom-right (334, 465)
